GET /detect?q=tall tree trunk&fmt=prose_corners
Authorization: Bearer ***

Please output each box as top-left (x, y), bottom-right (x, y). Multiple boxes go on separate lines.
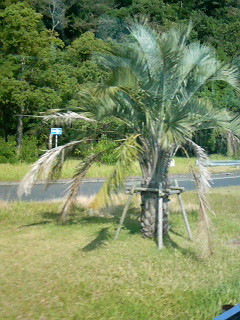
top-left (17, 58), bottom-right (25, 156)
top-left (226, 131), bottom-right (234, 157)
top-left (16, 112), bottom-right (23, 156)
top-left (1, 112), bottom-right (8, 142)
top-left (49, 133), bottom-right (53, 149)
top-left (140, 179), bottom-right (170, 238)
top-left (140, 148), bottom-right (172, 238)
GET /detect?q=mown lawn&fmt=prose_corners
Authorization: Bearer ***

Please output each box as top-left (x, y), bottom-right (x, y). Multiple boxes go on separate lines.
top-left (0, 187), bottom-right (239, 319)
top-left (0, 154), bottom-right (239, 181)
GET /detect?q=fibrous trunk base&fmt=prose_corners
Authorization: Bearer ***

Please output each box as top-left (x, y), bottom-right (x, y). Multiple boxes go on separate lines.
top-left (141, 191), bottom-right (169, 238)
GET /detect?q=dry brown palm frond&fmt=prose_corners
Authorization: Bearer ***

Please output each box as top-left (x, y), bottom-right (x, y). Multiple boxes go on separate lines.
top-left (186, 138), bottom-right (211, 194)
top-left (183, 140), bottom-right (213, 257)
top-left (227, 131), bottom-right (240, 157)
top-left (43, 111), bottom-right (95, 126)
top-left (17, 140), bottom-right (90, 198)
top-left (60, 152), bottom-right (103, 222)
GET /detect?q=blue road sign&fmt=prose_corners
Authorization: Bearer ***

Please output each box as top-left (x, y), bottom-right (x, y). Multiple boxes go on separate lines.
top-left (51, 128), bottom-right (62, 135)
top-left (213, 304), bottom-right (240, 320)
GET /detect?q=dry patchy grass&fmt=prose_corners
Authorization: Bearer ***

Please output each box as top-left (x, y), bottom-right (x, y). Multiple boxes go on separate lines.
top-left (0, 187), bottom-right (240, 319)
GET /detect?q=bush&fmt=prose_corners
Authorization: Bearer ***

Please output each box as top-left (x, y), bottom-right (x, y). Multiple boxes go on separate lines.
top-left (0, 136), bottom-right (17, 163)
top-left (0, 135), bottom-right (39, 163)
top-left (20, 136), bottom-right (39, 163)
top-left (74, 139), bottom-right (119, 164)
top-left (95, 140), bottom-right (119, 165)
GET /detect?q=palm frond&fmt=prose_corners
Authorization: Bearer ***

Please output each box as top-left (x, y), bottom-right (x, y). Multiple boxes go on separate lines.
top-left (186, 98), bottom-right (232, 131)
top-left (187, 139), bottom-right (211, 194)
top-left (225, 116), bottom-right (240, 136)
top-left (44, 111), bottom-right (96, 126)
top-left (211, 63), bottom-right (239, 90)
top-left (18, 140), bottom-right (89, 197)
top-left (128, 22), bottom-right (162, 79)
top-left (169, 43), bottom-right (215, 101)
top-left (226, 130), bottom-right (240, 156)
top-left (91, 134), bottom-right (142, 209)
top-left (61, 153), bottom-right (101, 221)
top-left (186, 139), bottom-right (213, 257)
top-left (162, 20), bottom-right (193, 51)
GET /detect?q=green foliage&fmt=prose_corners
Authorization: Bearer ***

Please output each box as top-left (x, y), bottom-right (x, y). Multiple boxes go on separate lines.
top-left (90, 22), bottom-right (239, 149)
top-left (0, 136), bottom-right (17, 163)
top-left (130, 0), bottom-right (164, 22)
top-left (66, 31), bottom-right (111, 62)
top-left (0, 2), bottom-right (62, 56)
top-left (19, 136), bottom-right (39, 163)
top-left (91, 134), bottom-right (141, 208)
top-left (0, 0), bottom-right (240, 160)
top-left (0, 135), bottom-right (39, 163)
top-left (0, 2), bottom-right (64, 145)
top-left (95, 140), bottom-right (119, 164)
top-left (74, 139), bottom-right (119, 165)
top-left (191, 10), bottom-right (240, 59)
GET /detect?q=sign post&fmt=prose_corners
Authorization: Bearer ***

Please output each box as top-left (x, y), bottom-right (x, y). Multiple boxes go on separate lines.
top-left (50, 128), bottom-right (62, 148)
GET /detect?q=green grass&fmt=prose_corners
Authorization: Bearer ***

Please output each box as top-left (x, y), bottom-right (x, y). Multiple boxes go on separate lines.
top-left (0, 154), bottom-right (239, 182)
top-left (0, 187), bottom-right (240, 319)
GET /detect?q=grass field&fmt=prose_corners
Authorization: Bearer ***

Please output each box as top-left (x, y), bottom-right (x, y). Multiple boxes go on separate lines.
top-left (0, 187), bottom-right (240, 319)
top-left (0, 154), bottom-right (239, 182)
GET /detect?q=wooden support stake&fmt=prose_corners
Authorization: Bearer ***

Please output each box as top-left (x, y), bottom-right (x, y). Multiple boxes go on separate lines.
top-left (174, 180), bottom-right (192, 241)
top-left (114, 182), bottom-right (137, 240)
top-left (158, 183), bottom-right (163, 250)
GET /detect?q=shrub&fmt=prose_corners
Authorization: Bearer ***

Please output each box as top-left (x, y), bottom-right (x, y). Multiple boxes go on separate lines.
top-left (0, 136), bottom-right (17, 163)
top-left (74, 139), bottom-right (119, 164)
top-left (0, 135), bottom-right (40, 163)
top-left (20, 136), bottom-right (39, 163)
top-left (95, 140), bottom-right (119, 164)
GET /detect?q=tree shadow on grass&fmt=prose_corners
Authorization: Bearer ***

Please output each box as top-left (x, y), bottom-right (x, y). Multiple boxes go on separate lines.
top-left (19, 220), bottom-right (52, 228)
top-left (82, 227), bottom-right (111, 252)
top-left (19, 212), bottom-right (60, 228)
top-left (162, 233), bottom-right (199, 260)
top-left (19, 206), bottom-right (141, 238)
top-left (169, 229), bottom-right (189, 240)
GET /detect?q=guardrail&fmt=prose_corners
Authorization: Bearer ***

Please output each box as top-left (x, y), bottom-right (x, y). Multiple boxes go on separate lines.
top-left (196, 160), bottom-right (240, 167)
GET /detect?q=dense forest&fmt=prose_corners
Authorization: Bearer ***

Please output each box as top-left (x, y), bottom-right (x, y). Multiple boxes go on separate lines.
top-left (0, 0), bottom-right (239, 163)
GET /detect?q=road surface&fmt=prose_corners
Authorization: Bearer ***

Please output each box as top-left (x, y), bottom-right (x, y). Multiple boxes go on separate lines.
top-left (0, 172), bottom-right (240, 202)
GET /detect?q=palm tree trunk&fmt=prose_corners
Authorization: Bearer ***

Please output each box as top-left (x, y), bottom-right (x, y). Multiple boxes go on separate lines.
top-left (140, 179), bottom-right (170, 238)
top-left (16, 113), bottom-right (23, 156)
top-left (140, 148), bottom-right (172, 238)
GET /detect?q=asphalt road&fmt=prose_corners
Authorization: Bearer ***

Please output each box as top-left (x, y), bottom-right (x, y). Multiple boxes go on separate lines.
top-left (0, 172), bottom-right (240, 202)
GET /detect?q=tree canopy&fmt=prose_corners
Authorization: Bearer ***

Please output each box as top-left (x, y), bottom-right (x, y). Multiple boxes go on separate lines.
top-left (18, 22), bottom-right (239, 251)
top-left (0, 0), bottom-right (239, 160)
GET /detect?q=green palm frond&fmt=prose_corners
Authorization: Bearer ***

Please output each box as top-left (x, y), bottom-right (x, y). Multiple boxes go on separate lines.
top-left (225, 116), bottom-right (240, 135)
top-left (128, 22), bottom-right (162, 79)
top-left (169, 43), bottom-right (215, 101)
top-left (91, 134), bottom-right (142, 209)
top-left (211, 63), bottom-right (239, 90)
top-left (186, 98), bottom-right (232, 130)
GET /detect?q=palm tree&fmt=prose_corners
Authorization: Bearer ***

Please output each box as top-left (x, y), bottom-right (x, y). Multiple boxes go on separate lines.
top-left (18, 21), bottom-right (239, 242)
